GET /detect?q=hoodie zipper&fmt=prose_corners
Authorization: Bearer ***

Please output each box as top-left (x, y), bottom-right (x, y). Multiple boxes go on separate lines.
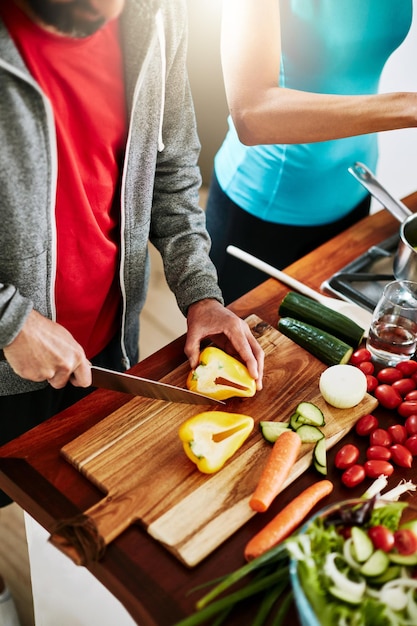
top-left (119, 8), bottom-right (166, 368)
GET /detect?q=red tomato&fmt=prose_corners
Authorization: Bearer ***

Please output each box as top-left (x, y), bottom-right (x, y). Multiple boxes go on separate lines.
top-left (366, 445), bottom-right (392, 461)
top-left (398, 401), bottom-right (417, 418)
top-left (341, 464), bottom-right (366, 488)
top-left (405, 415), bottom-right (417, 435)
top-left (355, 414), bottom-right (379, 437)
top-left (387, 424), bottom-right (408, 445)
top-left (392, 378), bottom-right (417, 398)
top-left (358, 361), bottom-right (375, 375)
top-left (366, 375), bottom-right (378, 393)
top-left (364, 459), bottom-right (394, 478)
top-left (405, 435), bottom-right (417, 456)
top-left (394, 529), bottom-right (417, 555)
top-left (368, 525), bottom-right (395, 552)
top-left (396, 360), bottom-right (417, 377)
top-left (374, 385), bottom-right (402, 410)
top-left (334, 444), bottom-right (360, 469)
top-left (350, 348), bottom-right (372, 366)
top-left (405, 390), bottom-right (417, 401)
top-left (390, 444), bottom-right (413, 468)
top-left (377, 367), bottom-right (404, 385)
top-left (369, 428), bottom-right (393, 447)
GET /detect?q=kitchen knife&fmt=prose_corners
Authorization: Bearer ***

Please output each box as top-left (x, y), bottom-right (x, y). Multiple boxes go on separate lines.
top-left (91, 365), bottom-right (224, 405)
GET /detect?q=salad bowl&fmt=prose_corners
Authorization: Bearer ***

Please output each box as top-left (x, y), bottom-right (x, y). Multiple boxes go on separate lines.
top-left (288, 497), bottom-right (417, 626)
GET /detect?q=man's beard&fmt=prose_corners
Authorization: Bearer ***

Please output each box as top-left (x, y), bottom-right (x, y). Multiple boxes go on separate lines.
top-left (25, 0), bottom-right (106, 37)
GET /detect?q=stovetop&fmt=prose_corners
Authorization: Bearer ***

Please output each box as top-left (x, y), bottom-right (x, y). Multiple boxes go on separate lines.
top-left (321, 233), bottom-right (399, 313)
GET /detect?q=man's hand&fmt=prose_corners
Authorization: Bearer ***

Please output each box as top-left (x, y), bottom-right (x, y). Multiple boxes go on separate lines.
top-left (184, 299), bottom-right (264, 390)
top-left (3, 309), bottom-right (92, 389)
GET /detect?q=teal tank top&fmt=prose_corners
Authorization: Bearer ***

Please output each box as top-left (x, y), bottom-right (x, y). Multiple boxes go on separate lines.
top-left (214, 0), bottom-right (413, 226)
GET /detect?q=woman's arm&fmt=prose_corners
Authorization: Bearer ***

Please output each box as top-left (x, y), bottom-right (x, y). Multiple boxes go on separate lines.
top-left (221, 0), bottom-right (417, 145)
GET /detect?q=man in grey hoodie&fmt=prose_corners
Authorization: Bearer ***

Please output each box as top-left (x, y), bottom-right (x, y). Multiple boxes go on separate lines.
top-left (0, 1), bottom-right (264, 622)
top-left (0, 0), bottom-right (264, 476)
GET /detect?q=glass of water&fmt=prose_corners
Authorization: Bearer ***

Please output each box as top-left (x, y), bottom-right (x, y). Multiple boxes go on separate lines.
top-left (367, 280), bottom-right (417, 366)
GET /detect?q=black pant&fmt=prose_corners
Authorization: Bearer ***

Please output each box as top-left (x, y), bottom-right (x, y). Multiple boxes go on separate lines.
top-left (205, 171), bottom-right (371, 305)
top-left (0, 331), bottom-right (131, 507)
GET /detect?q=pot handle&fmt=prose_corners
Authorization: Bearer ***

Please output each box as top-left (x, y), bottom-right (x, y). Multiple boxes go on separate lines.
top-left (348, 162), bottom-right (412, 223)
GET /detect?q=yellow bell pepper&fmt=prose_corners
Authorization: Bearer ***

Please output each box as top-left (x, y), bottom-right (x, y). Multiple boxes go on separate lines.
top-left (178, 411), bottom-right (254, 474)
top-left (186, 346), bottom-right (256, 401)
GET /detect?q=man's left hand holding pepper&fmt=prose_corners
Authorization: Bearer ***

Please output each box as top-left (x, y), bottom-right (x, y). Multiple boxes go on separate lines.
top-left (185, 299), bottom-right (264, 391)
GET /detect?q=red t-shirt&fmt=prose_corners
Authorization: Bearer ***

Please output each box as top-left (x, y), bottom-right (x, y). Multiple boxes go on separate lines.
top-left (1, 3), bottom-right (127, 358)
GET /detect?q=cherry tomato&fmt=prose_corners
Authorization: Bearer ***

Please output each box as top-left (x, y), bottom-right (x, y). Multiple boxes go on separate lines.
top-left (396, 360), bottom-right (417, 377)
top-left (405, 415), bottom-right (417, 436)
top-left (387, 424), bottom-right (408, 445)
top-left (341, 464), bottom-right (366, 488)
top-left (350, 348), bottom-right (372, 366)
top-left (366, 375), bottom-right (378, 393)
top-left (377, 367), bottom-right (404, 385)
top-left (335, 444), bottom-right (360, 470)
top-left (366, 445), bottom-right (392, 461)
top-left (364, 459), bottom-right (394, 478)
top-left (358, 361), bottom-right (375, 375)
top-left (374, 385), bottom-right (402, 410)
top-left (368, 525), bottom-right (395, 552)
top-left (394, 529), bottom-right (417, 555)
top-left (392, 378), bottom-right (417, 398)
top-left (369, 428), bottom-right (393, 447)
top-left (405, 390), bottom-right (417, 401)
top-left (390, 444), bottom-right (413, 468)
top-left (398, 401), bottom-right (417, 418)
top-left (405, 435), bottom-right (417, 456)
top-left (355, 414), bottom-right (379, 437)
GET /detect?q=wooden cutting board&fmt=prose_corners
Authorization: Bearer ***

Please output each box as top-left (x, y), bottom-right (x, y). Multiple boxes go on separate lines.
top-left (51, 316), bottom-right (377, 567)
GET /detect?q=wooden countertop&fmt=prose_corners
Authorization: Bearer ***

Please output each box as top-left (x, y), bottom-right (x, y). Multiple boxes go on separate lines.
top-left (1, 196), bottom-right (417, 625)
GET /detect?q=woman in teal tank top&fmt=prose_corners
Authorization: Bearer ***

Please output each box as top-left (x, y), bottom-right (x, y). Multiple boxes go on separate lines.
top-left (206, 0), bottom-right (415, 303)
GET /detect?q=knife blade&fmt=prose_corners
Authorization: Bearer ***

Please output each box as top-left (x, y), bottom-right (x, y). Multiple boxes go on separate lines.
top-left (91, 366), bottom-right (223, 405)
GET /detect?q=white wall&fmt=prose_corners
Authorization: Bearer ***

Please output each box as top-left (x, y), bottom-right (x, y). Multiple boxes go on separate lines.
top-left (187, 0), bottom-right (417, 200)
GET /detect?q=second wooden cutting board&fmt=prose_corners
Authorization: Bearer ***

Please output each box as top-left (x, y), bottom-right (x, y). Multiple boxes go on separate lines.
top-left (52, 315), bottom-right (378, 567)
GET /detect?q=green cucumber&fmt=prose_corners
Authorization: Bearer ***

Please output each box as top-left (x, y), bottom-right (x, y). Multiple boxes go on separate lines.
top-left (260, 421), bottom-right (290, 443)
top-left (278, 317), bottom-right (353, 366)
top-left (295, 424), bottom-right (324, 443)
top-left (327, 586), bottom-right (362, 605)
top-left (360, 549), bottom-right (389, 577)
top-left (313, 437), bottom-right (327, 475)
top-left (389, 551), bottom-right (417, 566)
top-left (279, 291), bottom-right (364, 348)
top-left (294, 401), bottom-right (325, 426)
top-left (351, 527), bottom-right (374, 563)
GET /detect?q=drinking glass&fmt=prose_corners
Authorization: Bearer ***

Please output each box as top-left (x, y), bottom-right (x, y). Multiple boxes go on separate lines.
top-left (367, 279), bottom-right (417, 366)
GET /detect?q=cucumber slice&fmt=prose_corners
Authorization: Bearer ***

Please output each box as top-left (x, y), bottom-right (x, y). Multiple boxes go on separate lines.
top-left (279, 291), bottom-right (364, 348)
top-left (389, 551), bottom-right (417, 566)
top-left (369, 565), bottom-right (401, 584)
top-left (327, 585), bottom-right (362, 605)
top-left (295, 424), bottom-right (324, 443)
top-left (313, 437), bottom-right (327, 474)
top-left (351, 527), bottom-right (374, 563)
top-left (260, 421), bottom-right (289, 443)
top-left (278, 317), bottom-right (353, 366)
top-left (295, 402), bottom-right (325, 426)
top-left (360, 549), bottom-right (389, 577)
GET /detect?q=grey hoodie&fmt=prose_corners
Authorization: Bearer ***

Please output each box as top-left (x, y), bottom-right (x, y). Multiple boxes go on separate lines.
top-left (0, 0), bottom-right (223, 395)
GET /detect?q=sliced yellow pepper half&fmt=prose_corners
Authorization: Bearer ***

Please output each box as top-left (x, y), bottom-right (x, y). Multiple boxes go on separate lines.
top-left (186, 346), bottom-right (257, 401)
top-left (178, 411), bottom-right (254, 474)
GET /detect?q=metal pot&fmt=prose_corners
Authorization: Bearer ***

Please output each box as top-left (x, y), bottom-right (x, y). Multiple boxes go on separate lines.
top-left (349, 162), bottom-right (417, 282)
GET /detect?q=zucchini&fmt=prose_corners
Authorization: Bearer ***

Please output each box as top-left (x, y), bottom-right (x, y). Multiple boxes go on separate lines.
top-left (278, 317), bottom-right (353, 366)
top-left (279, 291), bottom-right (364, 348)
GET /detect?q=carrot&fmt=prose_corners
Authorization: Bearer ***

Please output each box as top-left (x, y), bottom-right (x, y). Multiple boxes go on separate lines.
top-left (244, 479), bottom-right (334, 561)
top-left (249, 429), bottom-right (302, 513)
